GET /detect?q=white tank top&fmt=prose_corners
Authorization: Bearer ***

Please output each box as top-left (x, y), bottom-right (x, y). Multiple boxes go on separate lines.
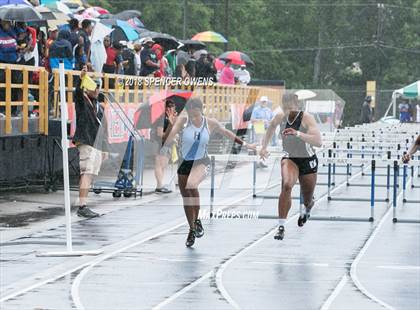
top-left (181, 116), bottom-right (210, 160)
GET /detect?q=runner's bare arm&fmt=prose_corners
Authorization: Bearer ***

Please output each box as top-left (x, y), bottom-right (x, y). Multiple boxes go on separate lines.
top-left (299, 113), bottom-right (322, 147)
top-left (261, 112), bottom-right (284, 150)
top-left (402, 135), bottom-right (420, 163)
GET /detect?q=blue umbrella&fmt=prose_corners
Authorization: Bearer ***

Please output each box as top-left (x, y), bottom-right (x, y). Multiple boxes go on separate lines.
top-left (0, 0), bottom-right (31, 5)
top-left (100, 19), bottom-right (139, 42)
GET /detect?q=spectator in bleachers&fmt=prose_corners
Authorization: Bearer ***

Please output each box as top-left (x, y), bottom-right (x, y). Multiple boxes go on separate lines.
top-left (68, 18), bottom-right (80, 48)
top-left (0, 20), bottom-right (18, 116)
top-left (0, 20), bottom-right (17, 65)
top-left (195, 51), bottom-right (217, 81)
top-left (139, 37), bottom-right (159, 77)
top-left (45, 25), bottom-right (58, 72)
top-left (49, 29), bottom-right (73, 70)
top-left (235, 64), bottom-right (251, 85)
top-left (219, 59), bottom-right (235, 85)
top-left (152, 43), bottom-right (169, 77)
top-left (79, 19), bottom-right (93, 66)
top-left (73, 34), bottom-right (87, 70)
top-left (15, 22), bottom-right (38, 67)
top-left (102, 36), bottom-right (117, 74)
top-left (185, 58), bottom-right (196, 78)
top-left (133, 43), bottom-right (142, 76)
top-left (121, 43), bottom-right (136, 76)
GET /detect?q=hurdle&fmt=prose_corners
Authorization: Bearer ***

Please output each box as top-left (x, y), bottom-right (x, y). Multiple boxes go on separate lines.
top-left (392, 160), bottom-right (420, 224)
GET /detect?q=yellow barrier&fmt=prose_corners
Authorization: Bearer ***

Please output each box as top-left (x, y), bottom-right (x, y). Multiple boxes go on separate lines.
top-left (0, 64), bottom-right (283, 136)
top-left (0, 63), bottom-right (48, 136)
top-left (52, 71), bottom-right (283, 123)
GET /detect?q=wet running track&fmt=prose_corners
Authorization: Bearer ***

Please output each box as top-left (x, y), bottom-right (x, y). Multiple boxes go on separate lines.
top-left (0, 159), bottom-right (419, 309)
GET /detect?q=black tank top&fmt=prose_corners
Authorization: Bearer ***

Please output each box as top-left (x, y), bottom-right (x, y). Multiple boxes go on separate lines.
top-left (280, 111), bottom-right (315, 158)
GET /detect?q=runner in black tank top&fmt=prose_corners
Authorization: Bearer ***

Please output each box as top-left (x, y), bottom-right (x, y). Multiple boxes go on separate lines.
top-left (259, 93), bottom-right (322, 240)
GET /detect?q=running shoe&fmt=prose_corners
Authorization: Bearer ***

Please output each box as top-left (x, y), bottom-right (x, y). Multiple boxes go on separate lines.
top-left (195, 219), bottom-right (204, 238)
top-left (298, 213), bottom-right (310, 227)
top-left (274, 225), bottom-right (285, 240)
top-left (186, 229), bottom-right (196, 247)
top-left (77, 206), bottom-right (100, 218)
top-left (155, 187), bottom-right (172, 194)
top-left (258, 162), bottom-right (268, 168)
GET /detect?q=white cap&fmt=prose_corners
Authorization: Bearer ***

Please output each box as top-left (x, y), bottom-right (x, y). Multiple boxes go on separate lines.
top-left (260, 96), bottom-right (269, 102)
top-left (142, 37), bottom-right (154, 44)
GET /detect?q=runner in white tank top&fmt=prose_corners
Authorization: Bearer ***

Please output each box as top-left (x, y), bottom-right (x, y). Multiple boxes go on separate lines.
top-left (162, 98), bottom-right (256, 247)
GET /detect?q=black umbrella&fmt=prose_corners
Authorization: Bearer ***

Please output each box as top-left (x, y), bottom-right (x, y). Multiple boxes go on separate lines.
top-left (179, 39), bottom-right (206, 51)
top-left (114, 10), bottom-right (142, 21)
top-left (0, 4), bottom-right (43, 22)
top-left (138, 31), bottom-right (180, 50)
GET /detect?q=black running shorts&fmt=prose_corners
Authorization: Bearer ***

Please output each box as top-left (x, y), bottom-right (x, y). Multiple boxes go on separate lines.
top-left (282, 155), bottom-right (318, 176)
top-left (177, 157), bottom-right (211, 176)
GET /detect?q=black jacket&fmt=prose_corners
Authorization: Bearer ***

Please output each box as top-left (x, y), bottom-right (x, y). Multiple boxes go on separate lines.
top-left (72, 78), bottom-right (105, 149)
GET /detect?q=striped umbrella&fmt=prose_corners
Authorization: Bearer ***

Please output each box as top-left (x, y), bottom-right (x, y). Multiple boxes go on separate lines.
top-left (395, 81), bottom-right (420, 98)
top-left (191, 31), bottom-right (227, 43)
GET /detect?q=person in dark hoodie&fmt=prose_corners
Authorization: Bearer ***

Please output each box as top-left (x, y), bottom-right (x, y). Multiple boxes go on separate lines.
top-left (49, 29), bottom-right (73, 70)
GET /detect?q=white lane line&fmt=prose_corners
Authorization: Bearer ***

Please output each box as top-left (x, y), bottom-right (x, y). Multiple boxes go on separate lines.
top-left (320, 275), bottom-right (349, 310)
top-left (152, 271), bottom-right (213, 310)
top-left (70, 184), bottom-right (280, 310)
top-left (0, 189), bottom-right (253, 305)
top-left (348, 174), bottom-right (413, 310)
top-left (148, 163), bottom-right (351, 309)
top-left (322, 172), bottom-right (410, 310)
top-left (251, 261), bottom-right (329, 267)
top-left (376, 265), bottom-right (420, 270)
top-left (349, 208), bottom-right (395, 310)
top-left (71, 222), bottom-right (185, 310)
top-left (214, 164), bottom-right (363, 310)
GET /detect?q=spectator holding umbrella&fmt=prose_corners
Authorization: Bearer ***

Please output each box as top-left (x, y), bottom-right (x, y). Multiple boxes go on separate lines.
top-left (139, 37), bottom-right (159, 77)
top-left (219, 59), bottom-right (235, 85)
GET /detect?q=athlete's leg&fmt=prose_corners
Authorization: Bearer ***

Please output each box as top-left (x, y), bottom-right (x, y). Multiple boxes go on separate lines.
top-left (299, 172), bottom-right (317, 209)
top-left (178, 174), bottom-right (196, 230)
top-left (278, 159), bottom-right (300, 219)
top-left (297, 172), bottom-right (317, 227)
top-left (185, 163), bottom-right (207, 222)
